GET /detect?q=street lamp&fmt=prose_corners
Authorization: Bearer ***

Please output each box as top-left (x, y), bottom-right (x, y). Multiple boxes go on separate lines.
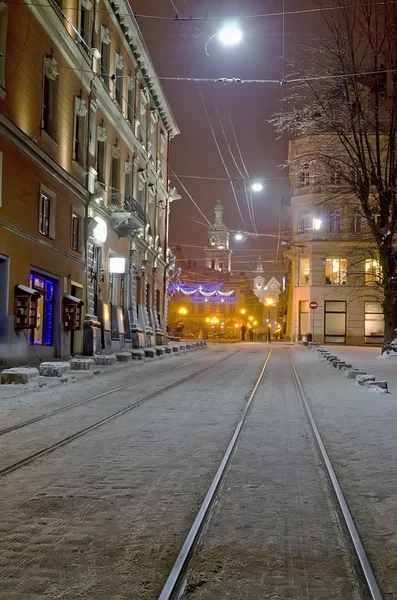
top-left (205, 22), bottom-right (243, 55)
top-left (251, 182), bottom-right (264, 193)
top-left (179, 307), bottom-right (187, 316)
top-left (249, 316), bottom-right (254, 322)
top-left (265, 297), bottom-right (274, 342)
top-left (235, 233), bottom-right (244, 241)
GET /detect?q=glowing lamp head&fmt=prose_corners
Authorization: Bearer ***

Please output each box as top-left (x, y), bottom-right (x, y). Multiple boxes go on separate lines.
top-left (266, 297), bottom-right (274, 306)
top-left (251, 182), bottom-right (264, 193)
top-left (218, 23), bottom-right (243, 46)
top-left (235, 233), bottom-right (243, 241)
top-left (241, 309), bottom-right (246, 315)
top-left (313, 218), bottom-right (322, 231)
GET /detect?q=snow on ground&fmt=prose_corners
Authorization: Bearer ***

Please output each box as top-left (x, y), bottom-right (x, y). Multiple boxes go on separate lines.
top-left (317, 345), bottom-right (397, 392)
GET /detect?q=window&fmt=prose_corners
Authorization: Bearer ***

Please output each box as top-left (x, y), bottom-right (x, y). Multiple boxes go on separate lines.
top-left (96, 133), bottom-right (106, 184)
top-left (298, 165), bottom-right (310, 187)
top-left (330, 170), bottom-right (342, 186)
top-left (325, 258), bottom-right (347, 285)
top-left (325, 301), bottom-right (346, 344)
top-left (127, 75), bottom-right (135, 123)
top-left (39, 188), bottom-right (55, 238)
top-left (124, 161), bottom-right (133, 200)
top-left (111, 146), bottom-right (120, 202)
top-left (329, 209), bottom-right (341, 233)
top-left (137, 177), bottom-right (146, 206)
top-left (88, 102), bottom-right (96, 156)
top-left (160, 131), bottom-right (167, 182)
top-left (115, 53), bottom-right (123, 107)
top-left (79, 0), bottom-right (92, 48)
top-left (190, 303), bottom-right (195, 314)
top-left (100, 26), bottom-right (110, 87)
top-left (365, 259), bottom-right (381, 284)
top-left (298, 208), bottom-right (311, 234)
top-left (219, 303), bottom-right (225, 314)
top-left (149, 110), bottom-right (157, 161)
top-left (219, 262), bottom-right (224, 272)
top-left (42, 57), bottom-right (59, 141)
top-left (299, 258), bottom-right (310, 285)
top-left (349, 210), bottom-right (361, 233)
top-left (229, 305), bottom-right (235, 314)
top-left (71, 214), bottom-right (80, 251)
top-left (198, 304), bottom-right (204, 314)
top-left (365, 302), bottom-right (384, 343)
top-left (73, 97), bottom-right (88, 168)
top-left (139, 88), bottom-right (147, 146)
top-left (299, 300), bottom-right (309, 338)
top-left (29, 273), bottom-right (56, 346)
top-left (0, 1), bottom-right (7, 98)
top-left (210, 304), bottom-right (216, 313)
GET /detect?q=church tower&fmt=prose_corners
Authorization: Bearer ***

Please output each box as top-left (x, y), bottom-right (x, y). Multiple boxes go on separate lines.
top-left (204, 203), bottom-right (232, 272)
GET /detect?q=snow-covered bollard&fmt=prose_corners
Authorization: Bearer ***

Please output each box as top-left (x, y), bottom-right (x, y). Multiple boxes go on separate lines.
top-left (130, 350), bottom-right (145, 360)
top-left (171, 346), bottom-right (179, 353)
top-left (179, 344), bottom-right (187, 351)
top-left (115, 352), bottom-right (132, 363)
top-left (0, 367), bottom-right (39, 385)
top-left (144, 348), bottom-right (156, 358)
top-left (164, 346), bottom-right (172, 354)
top-left (39, 362), bottom-right (71, 377)
top-left (70, 358), bottom-right (95, 371)
top-left (94, 354), bottom-right (117, 366)
top-left (346, 370), bottom-right (366, 379)
top-left (367, 380), bottom-right (388, 393)
top-left (337, 363), bottom-right (352, 370)
top-left (155, 347), bottom-right (166, 356)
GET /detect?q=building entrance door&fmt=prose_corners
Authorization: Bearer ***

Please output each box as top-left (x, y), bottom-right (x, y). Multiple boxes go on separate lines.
top-left (70, 283), bottom-right (83, 355)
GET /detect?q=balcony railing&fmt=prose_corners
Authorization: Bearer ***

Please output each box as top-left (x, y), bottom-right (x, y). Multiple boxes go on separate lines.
top-left (109, 192), bottom-right (146, 225)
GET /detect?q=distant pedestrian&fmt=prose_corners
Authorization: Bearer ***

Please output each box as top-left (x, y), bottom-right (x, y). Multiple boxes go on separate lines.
top-left (241, 325), bottom-right (246, 341)
top-left (249, 329), bottom-right (254, 341)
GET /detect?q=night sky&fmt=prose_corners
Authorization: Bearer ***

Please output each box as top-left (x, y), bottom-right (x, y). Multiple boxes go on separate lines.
top-left (131, 0), bottom-right (321, 276)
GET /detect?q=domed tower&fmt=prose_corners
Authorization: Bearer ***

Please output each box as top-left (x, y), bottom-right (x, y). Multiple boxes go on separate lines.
top-left (204, 203), bottom-right (232, 272)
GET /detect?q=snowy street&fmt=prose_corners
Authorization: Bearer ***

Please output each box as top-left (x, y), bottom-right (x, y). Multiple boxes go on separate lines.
top-left (1, 344), bottom-right (396, 599)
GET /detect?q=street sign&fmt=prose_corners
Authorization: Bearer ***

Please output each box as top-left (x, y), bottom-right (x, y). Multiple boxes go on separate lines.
top-left (309, 301), bottom-right (318, 310)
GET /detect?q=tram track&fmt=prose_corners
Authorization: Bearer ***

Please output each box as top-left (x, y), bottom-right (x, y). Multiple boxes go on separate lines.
top-left (157, 348), bottom-right (383, 600)
top-left (0, 348), bottom-right (221, 438)
top-left (0, 348), bottom-right (241, 479)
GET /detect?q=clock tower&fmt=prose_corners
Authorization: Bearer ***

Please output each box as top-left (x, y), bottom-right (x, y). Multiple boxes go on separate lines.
top-left (204, 203), bottom-right (232, 273)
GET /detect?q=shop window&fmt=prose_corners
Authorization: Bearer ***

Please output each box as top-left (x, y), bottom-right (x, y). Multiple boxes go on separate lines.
top-left (365, 259), bottom-right (381, 284)
top-left (325, 258), bottom-right (347, 285)
top-left (39, 187), bottom-right (56, 239)
top-left (299, 258), bottom-right (310, 285)
top-left (349, 210), bottom-right (361, 233)
top-left (329, 209), bottom-right (341, 233)
top-left (29, 273), bottom-right (56, 346)
top-left (0, 1), bottom-right (7, 98)
top-left (79, 0), bottom-right (92, 49)
top-left (325, 301), bottom-right (346, 343)
top-left (299, 300), bottom-right (309, 339)
top-left (71, 213), bottom-right (80, 251)
top-left (42, 57), bottom-right (59, 141)
top-left (365, 302), bottom-right (384, 343)
top-left (73, 97), bottom-right (88, 168)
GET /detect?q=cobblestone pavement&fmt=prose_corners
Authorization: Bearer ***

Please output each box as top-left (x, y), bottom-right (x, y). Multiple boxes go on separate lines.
top-left (1, 344), bottom-right (395, 599)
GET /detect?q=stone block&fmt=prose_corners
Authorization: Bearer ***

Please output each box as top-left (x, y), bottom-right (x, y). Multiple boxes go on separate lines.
top-left (326, 355), bottom-right (338, 362)
top-left (155, 347), bottom-right (166, 356)
top-left (39, 362), bottom-right (71, 377)
top-left (94, 354), bottom-right (117, 366)
top-left (164, 346), bottom-right (172, 354)
top-left (0, 367), bottom-right (39, 385)
top-left (115, 352), bottom-right (132, 363)
top-left (357, 374), bottom-right (376, 386)
top-left (179, 344), bottom-right (187, 351)
top-left (367, 380), bottom-right (388, 392)
top-left (130, 350), bottom-right (145, 360)
top-left (338, 363), bottom-right (352, 370)
top-left (70, 358), bottom-right (95, 371)
top-left (171, 346), bottom-right (179, 353)
top-left (346, 370), bottom-right (366, 379)
top-left (144, 348), bottom-right (156, 358)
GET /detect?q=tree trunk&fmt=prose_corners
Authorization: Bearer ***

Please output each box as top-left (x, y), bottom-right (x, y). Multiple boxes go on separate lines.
top-left (380, 247), bottom-right (397, 353)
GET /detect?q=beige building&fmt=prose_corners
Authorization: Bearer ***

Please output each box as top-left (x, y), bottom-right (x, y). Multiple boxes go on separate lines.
top-left (0, 0), bottom-right (179, 365)
top-left (287, 137), bottom-right (384, 346)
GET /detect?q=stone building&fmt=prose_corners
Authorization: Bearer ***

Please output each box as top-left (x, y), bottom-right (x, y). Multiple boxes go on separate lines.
top-left (286, 137), bottom-right (383, 345)
top-left (0, 0), bottom-right (179, 365)
top-left (252, 258), bottom-right (281, 305)
top-left (204, 203), bottom-right (232, 273)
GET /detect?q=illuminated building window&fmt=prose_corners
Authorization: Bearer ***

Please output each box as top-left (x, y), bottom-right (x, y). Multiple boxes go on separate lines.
top-left (325, 258), bottom-right (347, 285)
top-left (39, 186), bottom-right (56, 239)
top-left (299, 258), bottom-right (310, 285)
top-left (73, 97), bottom-right (88, 168)
top-left (42, 57), bottom-right (59, 141)
top-left (29, 273), bottom-right (56, 346)
top-left (79, 0), bottom-right (93, 50)
top-left (365, 259), bottom-right (381, 284)
top-left (365, 301), bottom-right (384, 343)
top-left (0, 1), bottom-right (7, 98)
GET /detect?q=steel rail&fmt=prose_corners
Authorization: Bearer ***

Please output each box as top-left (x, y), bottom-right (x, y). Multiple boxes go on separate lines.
top-left (0, 349), bottom-right (221, 438)
top-left (158, 349), bottom-right (272, 600)
top-left (288, 350), bottom-right (383, 600)
top-left (0, 349), bottom-right (241, 478)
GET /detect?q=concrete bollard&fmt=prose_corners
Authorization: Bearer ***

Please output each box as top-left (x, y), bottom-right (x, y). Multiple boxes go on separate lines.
top-left (130, 350), bottom-right (145, 360)
top-left (164, 346), bottom-right (172, 354)
top-left (0, 367), bottom-right (39, 384)
top-left (70, 358), bottom-right (95, 371)
top-left (39, 362), bottom-right (71, 377)
top-left (346, 370), bottom-right (367, 379)
top-left (338, 363), bottom-right (352, 370)
top-left (144, 348), bottom-right (156, 358)
top-left (154, 347), bottom-right (166, 356)
top-left (115, 352), bottom-right (132, 363)
top-left (367, 380), bottom-right (388, 392)
top-left (94, 354), bottom-right (117, 366)
top-left (356, 374), bottom-right (376, 386)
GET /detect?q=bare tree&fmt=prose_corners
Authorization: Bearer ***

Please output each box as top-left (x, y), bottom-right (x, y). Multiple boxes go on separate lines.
top-left (272, 0), bottom-right (397, 352)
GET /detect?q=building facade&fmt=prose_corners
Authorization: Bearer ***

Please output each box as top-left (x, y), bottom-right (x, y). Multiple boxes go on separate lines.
top-left (0, 0), bottom-right (179, 366)
top-left (252, 258), bottom-right (281, 305)
top-left (287, 137), bottom-right (383, 345)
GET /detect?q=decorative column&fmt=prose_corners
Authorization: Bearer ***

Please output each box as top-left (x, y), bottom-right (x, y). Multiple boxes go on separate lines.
top-left (152, 263), bottom-right (164, 345)
top-left (127, 243), bottom-right (144, 348)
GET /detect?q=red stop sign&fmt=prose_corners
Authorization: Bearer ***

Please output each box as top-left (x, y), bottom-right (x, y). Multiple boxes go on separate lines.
top-left (309, 301), bottom-right (318, 310)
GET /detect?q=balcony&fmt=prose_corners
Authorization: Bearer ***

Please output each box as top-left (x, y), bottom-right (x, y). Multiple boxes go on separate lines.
top-left (109, 192), bottom-right (146, 237)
